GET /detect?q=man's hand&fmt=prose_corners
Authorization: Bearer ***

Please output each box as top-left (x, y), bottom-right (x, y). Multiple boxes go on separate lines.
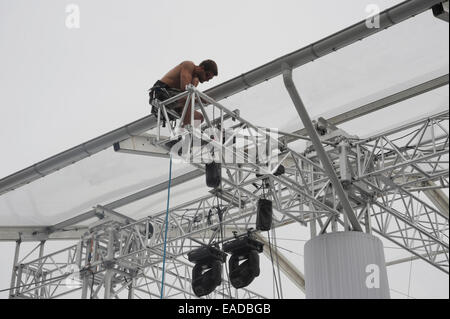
top-left (192, 77), bottom-right (200, 87)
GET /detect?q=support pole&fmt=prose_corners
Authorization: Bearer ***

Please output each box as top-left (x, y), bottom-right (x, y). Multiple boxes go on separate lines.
top-left (9, 239), bottom-right (21, 298)
top-left (365, 203), bottom-right (373, 234)
top-left (128, 277), bottom-right (136, 299)
top-left (76, 239), bottom-right (90, 299)
top-left (15, 264), bottom-right (23, 297)
top-left (309, 203), bottom-right (317, 238)
top-left (282, 65), bottom-right (362, 232)
top-left (36, 241), bottom-right (45, 298)
top-left (81, 275), bottom-right (89, 299)
top-left (104, 228), bottom-right (115, 299)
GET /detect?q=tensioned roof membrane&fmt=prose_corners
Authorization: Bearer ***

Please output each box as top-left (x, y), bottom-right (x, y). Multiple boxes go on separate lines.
top-left (0, 9), bottom-right (448, 227)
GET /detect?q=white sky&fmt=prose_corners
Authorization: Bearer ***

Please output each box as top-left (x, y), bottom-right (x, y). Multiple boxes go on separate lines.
top-left (0, 0), bottom-right (448, 299)
top-left (0, 0), bottom-right (407, 178)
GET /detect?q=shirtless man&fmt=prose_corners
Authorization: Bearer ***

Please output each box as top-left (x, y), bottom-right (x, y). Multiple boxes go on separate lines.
top-left (149, 60), bottom-right (218, 126)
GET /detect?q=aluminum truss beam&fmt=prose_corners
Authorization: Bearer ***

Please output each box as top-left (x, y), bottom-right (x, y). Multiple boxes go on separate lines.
top-left (0, 226), bottom-right (87, 242)
top-left (6, 89), bottom-right (448, 273)
top-left (9, 216), bottom-right (269, 299)
top-left (0, 206), bottom-right (135, 242)
top-left (118, 88), bottom-right (448, 282)
top-left (96, 76), bottom-right (450, 226)
top-left (4, 87), bottom-right (449, 300)
top-left (149, 88), bottom-right (449, 273)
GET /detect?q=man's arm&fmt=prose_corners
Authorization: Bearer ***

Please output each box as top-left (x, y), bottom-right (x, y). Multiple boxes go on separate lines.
top-left (179, 61), bottom-right (196, 90)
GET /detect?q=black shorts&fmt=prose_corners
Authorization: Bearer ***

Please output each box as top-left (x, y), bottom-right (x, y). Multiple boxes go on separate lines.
top-left (149, 81), bottom-right (183, 119)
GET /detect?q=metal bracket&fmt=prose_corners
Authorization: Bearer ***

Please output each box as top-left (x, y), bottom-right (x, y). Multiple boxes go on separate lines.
top-left (113, 134), bottom-right (170, 158)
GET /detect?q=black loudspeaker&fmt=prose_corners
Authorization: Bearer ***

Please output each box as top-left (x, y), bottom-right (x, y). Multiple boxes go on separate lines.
top-left (192, 260), bottom-right (223, 297)
top-left (229, 250), bottom-right (260, 289)
top-left (256, 199), bottom-right (273, 231)
top-left (206, 162), bottom-right (221, 188)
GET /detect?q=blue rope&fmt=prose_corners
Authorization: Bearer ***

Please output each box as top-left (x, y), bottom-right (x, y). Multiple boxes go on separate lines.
top-left (160, 154), bottom-right (173, 299)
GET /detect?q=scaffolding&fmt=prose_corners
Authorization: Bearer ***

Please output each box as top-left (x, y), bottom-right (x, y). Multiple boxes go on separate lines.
top-left (0, 0), bottom-right (448, 299)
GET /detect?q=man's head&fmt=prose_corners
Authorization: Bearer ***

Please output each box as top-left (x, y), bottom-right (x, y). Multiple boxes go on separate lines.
top-left (198, 59), bottom-right (218, 83)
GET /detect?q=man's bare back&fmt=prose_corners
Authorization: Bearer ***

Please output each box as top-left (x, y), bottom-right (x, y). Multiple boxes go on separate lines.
top-left (160, 60), bottom-right (217, 91)
top-left (160, 62), bottom-right (189, 90)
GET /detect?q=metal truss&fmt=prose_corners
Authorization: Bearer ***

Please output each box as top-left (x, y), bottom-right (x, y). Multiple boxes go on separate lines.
top-left (10, 205), bottom-right (268, 299)
top-left (1, 1), bottom-right (448, 299)
top-left (352, 111), bottom-right (449, 272)
top-left (126, 86), bottom-right (450, 274)
top-left (6, 85), bottom-right (449, 299)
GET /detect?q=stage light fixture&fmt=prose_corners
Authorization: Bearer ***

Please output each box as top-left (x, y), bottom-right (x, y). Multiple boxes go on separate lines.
top-left (223, 236), bottom-right (264, 289)
top-left (188, 246), bottom-right (227, 297)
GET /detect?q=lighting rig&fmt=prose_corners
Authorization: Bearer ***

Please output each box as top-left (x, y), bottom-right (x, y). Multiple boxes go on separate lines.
top-left (187, 231), bottom-right (265, 297)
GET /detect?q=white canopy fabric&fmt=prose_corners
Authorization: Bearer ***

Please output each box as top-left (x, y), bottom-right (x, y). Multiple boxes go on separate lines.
top-left (0, 8), bottom-right (448, 227)
top-left (224, 10), bottom-right (448, 134)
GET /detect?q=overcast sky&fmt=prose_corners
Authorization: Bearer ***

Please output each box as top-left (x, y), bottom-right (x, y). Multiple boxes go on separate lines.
top-left (0, 0), bottom-right (448, 299)
top-left (0, 0), bottom-right (408, 178)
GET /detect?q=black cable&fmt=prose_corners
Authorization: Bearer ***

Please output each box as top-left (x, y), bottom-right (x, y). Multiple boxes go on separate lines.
top-left (215, 200), bottom-right (224, 298)
top-left (220, 211), bottom-right (225, 299)
top-left (375, 119), bottom-right (445, 156)
top-left (218, 204), bottom-right (233, 298)
top-left (261, 180), bottom-right (266, 199)
top-left (270, 244), bottom-right (304, 257)
top-left (224, 256), bottom-right (233, 298)
top-left (211, 103), bottom-right (216, 159)
top-left (267, 231), bottom-right (280, 299)
top-left (272, 229), bottom-right (283, 299)
top-left (389, 127), bottom-right (422, 143)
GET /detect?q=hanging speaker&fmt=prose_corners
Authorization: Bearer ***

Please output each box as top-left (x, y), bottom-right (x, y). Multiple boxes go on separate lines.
top-left (256, 198), bottom-right (273, 231)
top-left (206, 162), bottom-right (221, 188)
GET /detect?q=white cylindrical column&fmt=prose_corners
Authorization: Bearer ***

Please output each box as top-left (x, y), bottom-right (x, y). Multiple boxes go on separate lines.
top-left (304, 232), bottom-right (390, 299)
